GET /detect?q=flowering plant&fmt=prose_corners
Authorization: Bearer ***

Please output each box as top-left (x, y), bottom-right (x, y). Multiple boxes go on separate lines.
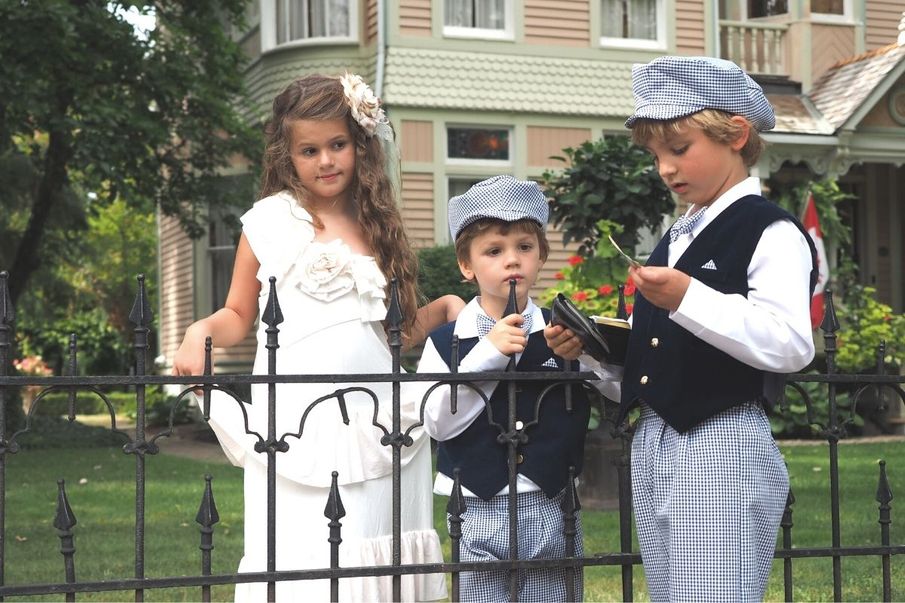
top-left (540, 220), bottom-right (636, 317)
top-left (13, 355), bottom-right (52, 377)
top-left (340, 73), bottom-right (389, 138)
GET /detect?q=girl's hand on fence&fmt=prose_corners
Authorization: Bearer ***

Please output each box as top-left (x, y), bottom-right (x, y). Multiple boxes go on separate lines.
top-left (172, 323), bottom-right (211, 378)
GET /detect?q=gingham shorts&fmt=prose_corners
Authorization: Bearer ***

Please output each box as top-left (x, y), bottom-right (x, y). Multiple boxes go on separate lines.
top-left (632, 403), bottom-right (789, 602)
top-left (451, 489), bottom-right (584, 602)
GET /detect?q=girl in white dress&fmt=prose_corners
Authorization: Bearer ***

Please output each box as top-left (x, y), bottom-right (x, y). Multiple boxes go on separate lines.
top-left (173, 73), bottom-right (458, 602)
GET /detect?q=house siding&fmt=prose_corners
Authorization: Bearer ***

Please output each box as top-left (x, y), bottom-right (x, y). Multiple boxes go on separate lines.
top-left (399, 0), bottom-right (431, 37)
top-left (401, 172), bottom-right (435, 248)
top-left (365, 0), bottom-right (378, 44)
top-left (675, 0), bottom-right (706, 55)
top-left (400, 119), bottom-right (434, 162)
top-left (524, 0), bottom-right (590, 47)
top-left (865, 1), bottom-right (904, 50)
top-left (811, 23), bottom-right (857, 83)
top-left (158, 214), bottom-right (195, 370)
top-left (526, 126), bottom-right (592, 168)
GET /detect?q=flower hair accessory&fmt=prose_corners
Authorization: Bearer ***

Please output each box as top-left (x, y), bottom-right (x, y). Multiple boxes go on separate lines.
top-left (340, 73), bottom-right (391, 140)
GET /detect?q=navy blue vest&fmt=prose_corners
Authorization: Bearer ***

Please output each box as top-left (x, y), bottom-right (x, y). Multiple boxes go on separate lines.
top-left (430, 311), bottom-right (591, 501)
top-left (617, 195), bottom-right (818, 433)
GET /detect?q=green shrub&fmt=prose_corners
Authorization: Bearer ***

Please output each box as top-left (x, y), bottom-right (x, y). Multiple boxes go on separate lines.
top-left (26, 390), bottom-right (136, 417)
top-left (417, 245), bottom-right (476, 302)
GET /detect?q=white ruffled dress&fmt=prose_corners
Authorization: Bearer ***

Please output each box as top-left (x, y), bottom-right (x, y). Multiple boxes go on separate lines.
top-left (207, 192), bottom-right (446, 602)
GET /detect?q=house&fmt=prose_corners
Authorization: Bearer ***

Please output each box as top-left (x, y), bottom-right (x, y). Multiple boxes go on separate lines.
top-left (157, 0), bottom-right (905, 375)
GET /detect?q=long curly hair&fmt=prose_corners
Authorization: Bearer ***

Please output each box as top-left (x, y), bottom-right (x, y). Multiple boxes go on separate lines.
top-left (259, 74), bottom-right (420, 336)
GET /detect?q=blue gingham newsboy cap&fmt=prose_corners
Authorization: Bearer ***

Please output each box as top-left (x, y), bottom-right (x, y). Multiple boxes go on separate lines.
top-left (448, 175), bottom-right (548, 240)
top-left (624, 56), bottom-right (775, 132)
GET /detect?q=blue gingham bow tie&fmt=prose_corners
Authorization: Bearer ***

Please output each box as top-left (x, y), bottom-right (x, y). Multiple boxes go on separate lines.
top-left (476, 310), bottom-right (534, 339)
top-left (669, 208), bottom-right (707, 243)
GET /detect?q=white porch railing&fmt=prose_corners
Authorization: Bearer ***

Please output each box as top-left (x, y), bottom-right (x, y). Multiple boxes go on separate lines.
top-left (720, 20), bottom-right (789, 76)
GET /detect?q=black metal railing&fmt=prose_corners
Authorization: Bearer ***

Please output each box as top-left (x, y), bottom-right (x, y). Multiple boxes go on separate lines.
top-left (0, 269), bottom-right (903, 602)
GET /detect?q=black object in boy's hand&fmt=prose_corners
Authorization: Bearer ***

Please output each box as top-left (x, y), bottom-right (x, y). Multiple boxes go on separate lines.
top-left (550, 293), bottom-right (630, 365)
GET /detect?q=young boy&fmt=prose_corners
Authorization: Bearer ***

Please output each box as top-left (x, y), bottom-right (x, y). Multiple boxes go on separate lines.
top-left (546, 56), bottom-right (818, 601)
top-left (418, 175), bottom-right (590, 602)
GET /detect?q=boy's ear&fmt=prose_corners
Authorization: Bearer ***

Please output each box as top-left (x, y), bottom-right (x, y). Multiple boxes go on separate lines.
top-left (457, 259), bottom-right (475, 282)
top-left (730, 115), bottom-right (751, 151)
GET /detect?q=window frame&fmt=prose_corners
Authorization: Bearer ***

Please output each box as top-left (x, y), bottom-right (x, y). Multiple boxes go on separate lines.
top-left (445, 124), bottom-right (514, 167)
top-left (260, 0), bottom-right (358, 52)
top-left (443, 0), bottom-right (514, 41)
top-left (810, 0), bottom-right (853, 24)
top-left (598, 0), bottom-right (667, 51)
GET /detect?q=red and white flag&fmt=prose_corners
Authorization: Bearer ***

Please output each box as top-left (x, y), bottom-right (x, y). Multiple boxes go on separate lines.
top-left (802, 191), bottom-right (829, 328)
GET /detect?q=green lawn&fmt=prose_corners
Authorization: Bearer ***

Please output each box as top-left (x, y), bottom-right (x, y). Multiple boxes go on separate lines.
top-left (2, 439), bottom-right (903, 601)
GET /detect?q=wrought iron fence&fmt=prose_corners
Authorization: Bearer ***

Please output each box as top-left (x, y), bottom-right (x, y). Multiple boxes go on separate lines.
top-left (0, 269), bottom-right (903, 602)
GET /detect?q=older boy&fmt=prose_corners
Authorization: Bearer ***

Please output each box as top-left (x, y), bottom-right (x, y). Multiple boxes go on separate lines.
top-left (546, 56), bottom-right (818, 601)
top-left (418, 175), bottom-right (590, 602)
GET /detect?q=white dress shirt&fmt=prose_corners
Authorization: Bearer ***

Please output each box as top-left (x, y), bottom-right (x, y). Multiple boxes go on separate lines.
top-left (587, 177), bottom-right (816, 403)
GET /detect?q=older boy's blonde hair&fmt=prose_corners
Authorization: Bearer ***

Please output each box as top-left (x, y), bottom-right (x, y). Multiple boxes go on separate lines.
top-left (630, 109), bottom-right (765, 166)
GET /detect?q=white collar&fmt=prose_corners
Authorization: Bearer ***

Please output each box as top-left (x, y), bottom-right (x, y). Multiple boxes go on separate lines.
top-left (453, 297), bottom-right (544, 339)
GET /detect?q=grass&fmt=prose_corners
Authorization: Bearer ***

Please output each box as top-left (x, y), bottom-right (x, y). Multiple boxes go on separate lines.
top-left (1, 437), bottom-right (903, 601)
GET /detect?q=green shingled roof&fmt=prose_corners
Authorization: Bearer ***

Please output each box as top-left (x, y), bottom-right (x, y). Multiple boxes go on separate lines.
top-left (383, 47), bottom-right (635, 118)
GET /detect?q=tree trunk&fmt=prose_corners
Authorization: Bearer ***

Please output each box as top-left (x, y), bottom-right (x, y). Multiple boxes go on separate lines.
top-left (8, 126), bottom-right (73, 305)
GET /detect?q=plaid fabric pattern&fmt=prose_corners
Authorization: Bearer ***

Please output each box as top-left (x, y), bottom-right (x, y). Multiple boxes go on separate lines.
top-left (631, 402), bottom-right (789, 602)
top-left (669, 208), bottom-right (707, 242)
top-left (625, 56), bottom-right (775, 132)
top-left (476, 311), bottom-right (534, 339)
top-left (448, 175), bottom-right (549, 240)
top-left (452, 489), bottom-right (584, 602)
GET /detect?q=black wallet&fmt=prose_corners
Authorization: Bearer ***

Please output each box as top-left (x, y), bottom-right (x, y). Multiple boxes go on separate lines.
top-left (549, 293), bottom-right (630, 364)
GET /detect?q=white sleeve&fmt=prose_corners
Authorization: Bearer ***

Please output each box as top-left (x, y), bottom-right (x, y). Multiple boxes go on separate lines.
top-left (419, 337), bottom-right (510, 441)
top-left (240, 194), bottom-right (314, 285)
top-left (670, 219), bottom-right (815, 372)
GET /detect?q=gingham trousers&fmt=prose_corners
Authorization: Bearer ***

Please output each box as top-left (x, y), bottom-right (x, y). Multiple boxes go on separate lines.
top-left (451, 489), bottom-right (584, 602)
top-left (631, 403), bottom-right (789, 602)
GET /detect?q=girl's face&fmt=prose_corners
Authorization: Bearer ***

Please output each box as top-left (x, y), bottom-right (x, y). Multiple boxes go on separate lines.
top-left (288, 118), bottom-right (356, 208)
top-left (645, 118), bottom-right (748, 208)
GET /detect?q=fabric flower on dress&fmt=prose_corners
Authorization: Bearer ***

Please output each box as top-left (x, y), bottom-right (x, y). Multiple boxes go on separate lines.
top-left (340, 73), bottom-right (389, 138)
top-left (295, 240), bottom-right (357, 302)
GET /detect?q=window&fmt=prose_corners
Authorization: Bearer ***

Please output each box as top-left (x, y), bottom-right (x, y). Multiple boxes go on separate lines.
top-left (444, 0), bottom-right (511, 39)
top-left (447, 127), bottom-right (510, 162)
top-left (600, 0), bottom-right (665, 49)
top-left (747, 0), bottom-right (787, 18)
top-left (274, 0), bottom-right (351, 45)
top-left (811, 0), bottom-right (848, 17)
top-left (208, 207), bottom-right (241, 312)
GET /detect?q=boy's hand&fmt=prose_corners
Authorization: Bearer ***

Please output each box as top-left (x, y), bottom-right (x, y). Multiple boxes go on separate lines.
top-left (487, 313), bottom-right (528, 356)
top-left (544, 324), bottom-right (583, 360)
top-left (629, 265), bottom-right (690, 312)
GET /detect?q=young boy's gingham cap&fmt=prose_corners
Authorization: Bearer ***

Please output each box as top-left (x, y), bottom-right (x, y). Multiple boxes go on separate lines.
top-left (624, 56), bottom-right (775, 132)
top-left (448, 175), bottom-right (548, 240)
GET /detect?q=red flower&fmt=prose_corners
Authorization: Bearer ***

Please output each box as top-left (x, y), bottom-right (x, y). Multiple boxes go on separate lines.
top-left (623, 280), bottom-right (636, 296)
top-left (568, 255), bottom-right (584, 266)
top-left (598, 284), bottom-right (613, 296)
top-left (572, 291), bottom-right (588, 302)
top-left (554, 272), bottom-right (565, 280)
top-left (624, 303), bottom-right (634, 315)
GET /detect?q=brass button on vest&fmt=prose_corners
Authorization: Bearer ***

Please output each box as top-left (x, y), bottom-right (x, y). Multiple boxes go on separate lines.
top-left (515, 420), bottom-right (524, 430)
top-left (516, 454), bottom-right (524, 464)
top-left (640, 375), bottom-right (649, 385)
top-left (650, 337), bottom-right (659, 348)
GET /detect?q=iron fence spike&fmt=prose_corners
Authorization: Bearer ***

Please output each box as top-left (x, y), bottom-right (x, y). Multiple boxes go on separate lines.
top-left (560, 466), bottom-right (582, 514)
top-left (261, 277), bottom-right (283, 327)
top-left (0, 270), bottom-right (15, 324)
top-left (324, 471), bottom-right (346, 521)
top-left (616, 284), bottom-right (628, 320)
top-left (820, 288), bottom-right (839, 333)
top-left (195, 474), bottom-right (220, 527)
top-left (128, 274), bottom-right (153, 327)
top-left (876, 460), bottom-right (893, 505)
top-left (447, 469), bottom-right (467, 517)
top-left (386, 277), bottom-right (403, 329)
top-left (53, 479), bottom-right (78, 531)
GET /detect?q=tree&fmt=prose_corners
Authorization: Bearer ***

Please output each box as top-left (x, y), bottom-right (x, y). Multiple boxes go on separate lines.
top-left (0, 0), bottom-right (261, 305)
top-left (541, 136), bottom-right (674, 254)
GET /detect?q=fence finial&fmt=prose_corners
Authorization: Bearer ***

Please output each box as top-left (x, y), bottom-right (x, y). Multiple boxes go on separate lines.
top-left (195, 474), bottom-right (220, 527)
top-left (54, 479), bottom-right (78, 531)
top-left (820, 288), bottom-right (839, 333)
top-left (0, 270), bottom-right (14, 325)
top-left (876, 460), bottom-right (893, 506)
top-left (129, 274), bottom-right (153, 327)
top-left (262, 277), bottom-right (283, 327)
top-left (386, 277), bottom-right (403, 330)
top-left (617, 284), bottom-right (628, 320)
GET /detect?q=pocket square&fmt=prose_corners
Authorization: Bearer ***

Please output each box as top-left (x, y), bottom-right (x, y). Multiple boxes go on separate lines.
top-left (701, 259), bottom-right (718, 270)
